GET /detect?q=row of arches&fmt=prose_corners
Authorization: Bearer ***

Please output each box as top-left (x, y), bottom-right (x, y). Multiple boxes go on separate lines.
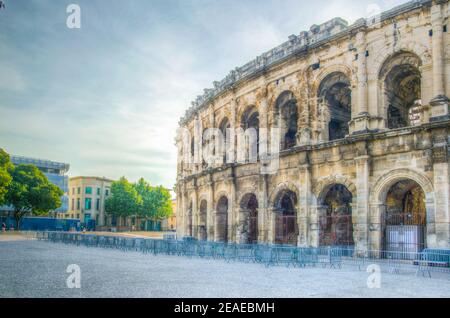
top-left (189, 51), bottom-right (424, 162)
top-left (185, 177), bottom-right (428, 252)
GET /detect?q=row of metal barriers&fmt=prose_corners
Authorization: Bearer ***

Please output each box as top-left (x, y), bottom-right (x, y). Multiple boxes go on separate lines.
top-left (33, 232), bottom-right (450, 274)
top-left (35, 231), bottom-right (348, 268)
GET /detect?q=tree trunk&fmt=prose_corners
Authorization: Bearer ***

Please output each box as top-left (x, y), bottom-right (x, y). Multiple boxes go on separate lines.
top-left (14, 211), bottom-right (22, 231)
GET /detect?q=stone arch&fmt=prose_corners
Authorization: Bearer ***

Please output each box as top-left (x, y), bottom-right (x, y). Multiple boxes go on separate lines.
top-left (317, 184), bottom-right (355, 247)
top-left (273, 90), bottom-right (300, 150)
top-left (271, 184), bottom-right (299, 245)
top-left (314, 69), bottom-right (353, 141)
top-left (371, 169), bottom-right (434, 205)
top-left (312, 64), bottom-right (355, 94)
top-left (269, 182), bottom-right (300, 207)
top-left (238, 105), bottom-right (260, 163)
top-left (370, 168), bottom-right (435, 252)
top-left (369, 43), bottom-right (431, 81)
top-left (313, 175), bottom-right (357, 205)
top-left (215, 195), bottom-right (229, 243)
top-left (376, 50), bottom-right (424, 129)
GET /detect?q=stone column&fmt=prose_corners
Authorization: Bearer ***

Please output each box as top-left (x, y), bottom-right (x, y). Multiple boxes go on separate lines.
top-left (258, 174), bottom-right (269, 243)
top-left (369, 203), bottom-right (384, 254)
top-left (207, 175), bottom-right (215, 241)
top-left (431, 129), bottom-right (450, 248)
top-left (298, 163), bottom-right (311, 247)
top-left (354, 155), bottom-right (370, 253)
top-left (430, 2), bottom-right (450, 121)
top-left (193, 180), bottom-right (199, 239)
top-left (229, 170), bottom-right (237, 243)
top-left (236, 209), bottom-right (247, 244)
top-left (310, 205), bottom-right (325, 247)
top-left (351, 31), bottom-right (371, 134)
top-left (267, 208), bottom-right (276, 244)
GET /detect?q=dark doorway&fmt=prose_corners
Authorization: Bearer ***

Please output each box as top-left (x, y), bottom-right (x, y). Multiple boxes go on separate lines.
top-left (383, 179), bottom-right (426, 257)
top-left (274, 190), bottom-right (298, 245)
top-left (319, 184), bottom-right (354, 246)
top-left (240, 194), bottom-right (258, 244)
top-left (216, 196), bottom-right (229, 243)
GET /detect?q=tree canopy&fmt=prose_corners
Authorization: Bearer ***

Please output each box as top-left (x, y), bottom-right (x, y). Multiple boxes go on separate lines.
top-left (0, 149), bottom-right (12, 205)
top-left (105, 177), bottom-right (172, 221)
top-left (6, 164), bottom-right (63, 229)
top-left (105, 177), bottom-right (141, 219)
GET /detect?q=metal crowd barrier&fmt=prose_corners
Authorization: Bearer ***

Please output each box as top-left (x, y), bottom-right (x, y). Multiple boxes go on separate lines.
top-left (32, 231), bottom-right (450, 276)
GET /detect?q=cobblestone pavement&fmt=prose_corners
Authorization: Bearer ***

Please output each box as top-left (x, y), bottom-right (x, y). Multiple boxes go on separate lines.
top-left (1, 240), bottom-right (449, 298)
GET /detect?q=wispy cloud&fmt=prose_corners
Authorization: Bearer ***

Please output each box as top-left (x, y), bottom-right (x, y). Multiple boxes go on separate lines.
top-left (0, 0), bottom-right (407, 189)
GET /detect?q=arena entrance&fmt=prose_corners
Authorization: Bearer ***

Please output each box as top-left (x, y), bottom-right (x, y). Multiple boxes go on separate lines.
top-left (239, 194), bottom-right (258, 244)
top-left (383, 179), bottom-right (426, 257)
top-left (319, 184), bottom-right (354, 247)
top-left (216, 196), bottom-right (229, 243)
top-left (274, 190), bottom-right (298, 246)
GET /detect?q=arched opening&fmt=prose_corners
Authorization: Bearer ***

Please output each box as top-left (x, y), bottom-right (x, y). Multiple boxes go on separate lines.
top-left (199, 200), bottom-right (208, 241)
top-left (187, 201), bottom-right (193, 237)
top-left (319, 184), bottom-right (354, 247)
top-left (275, 91), bottom-right (298, 150)
top-left (216, 196), bottom-right (229, 243)
top-left (383, 179), bottom-right (426, 256)
top-left (379, 52), bottom-right (422, 129)
top-left (239, 193), bottom-right (259, 244)
top-left (219, 117), bottom-right (231, 164)
top-left (274, 189), bottom-right (298, 245)
top-left (318, 72), bottom-right (352, 141)
top-left (240, 106), bottom-right (259, 161)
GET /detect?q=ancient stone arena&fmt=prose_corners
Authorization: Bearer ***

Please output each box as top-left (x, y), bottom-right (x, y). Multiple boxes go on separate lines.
top-left (0, 239), bottom-right (449, 298)
top-left (175, 0), bottom-right (450, 256)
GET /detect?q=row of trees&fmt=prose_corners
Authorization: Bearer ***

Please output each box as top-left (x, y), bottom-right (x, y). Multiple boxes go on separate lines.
top-left (105, 177), bottom-right (173, 227)
top-left (0, 148), bottom-right (173, 230)
top-left (0, 149), bottom-right (63, 229)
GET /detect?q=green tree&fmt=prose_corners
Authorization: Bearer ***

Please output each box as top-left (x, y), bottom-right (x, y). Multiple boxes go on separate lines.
top-left (6, 164), bottom-right (63, 230)
top-left (105, 177), bottom-right (141, 226)
top-left (0, 148), bottom-right (12, 205)
top-left (134, 178), bottom-right (172, 224)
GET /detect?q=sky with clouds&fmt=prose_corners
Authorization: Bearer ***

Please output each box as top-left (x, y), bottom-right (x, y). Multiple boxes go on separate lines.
top-left (0, 0), bottom-right (407, 190)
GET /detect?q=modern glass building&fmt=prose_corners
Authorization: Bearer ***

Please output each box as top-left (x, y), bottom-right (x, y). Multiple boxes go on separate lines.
top-left (7, 155), bottom-right (70, 213)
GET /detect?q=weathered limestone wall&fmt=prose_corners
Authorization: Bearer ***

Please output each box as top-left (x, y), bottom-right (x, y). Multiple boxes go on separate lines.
top-left (176, 1), bottom-right (450, 251)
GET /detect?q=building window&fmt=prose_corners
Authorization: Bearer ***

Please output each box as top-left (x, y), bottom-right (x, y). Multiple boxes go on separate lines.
top-left (77, 198), bottom-right (80, 210)
top-left (96, 198), bottom-right (100, 211)
top-left (85, 198), bottom-right (92, 210)
top-left (72, 188), bottom-right (75, 195)
top-left (105, 189), bottom-right (109, 196)
top-left (86, 187), bottom-right (92, 195)
top-left (71, 199), bottom-right (75, 211)
top-left (77, 187), bottom-right (81, 194)
top-left (97, 188), bottom-right (101, 195)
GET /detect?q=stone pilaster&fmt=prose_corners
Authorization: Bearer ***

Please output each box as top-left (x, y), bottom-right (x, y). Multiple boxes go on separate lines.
top-left (258, 174), bottom-right (268, 243)
top-left (351, 30), bottom-right (372, 135)
top-left (207, 174), bottom-right (215, 241)
top-left (298, 163), bottom-right (311, 247)
top-left (309, 206), bottom-right (325, 248)
top-left (354, 155), bottom-right (370, 253)
top-left (430, 2), bottom-right (449, 121)
top-left (431, 129), bottom-right (450, 248)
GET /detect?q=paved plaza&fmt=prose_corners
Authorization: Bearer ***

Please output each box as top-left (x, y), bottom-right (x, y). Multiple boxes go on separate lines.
top-left (0, 239), bottom-right (449, 298)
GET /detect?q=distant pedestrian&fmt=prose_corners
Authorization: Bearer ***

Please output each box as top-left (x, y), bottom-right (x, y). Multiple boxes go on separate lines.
top-left (1, 222), bottom-right (6, 232)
